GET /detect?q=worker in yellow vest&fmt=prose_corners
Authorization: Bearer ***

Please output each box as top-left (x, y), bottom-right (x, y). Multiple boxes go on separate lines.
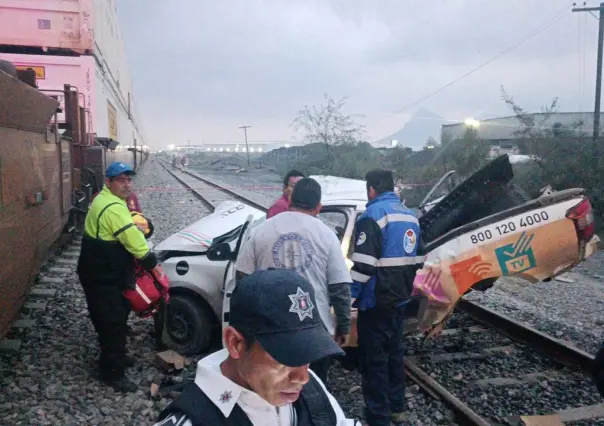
top-left (77, 162), bottom-right (159, 393)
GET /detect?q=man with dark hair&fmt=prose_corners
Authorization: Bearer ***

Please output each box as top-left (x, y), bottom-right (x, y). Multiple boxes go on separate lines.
top-left (349, 168), bottom-right (423, 426)
top-left (154, 269), bottom-right (359, 425)
top-left (267, 169), bottom-right (305, 218)
top-left (77, 162), bottom-right (160, 392)
top-left (235, 178), bottom-right (352, 384)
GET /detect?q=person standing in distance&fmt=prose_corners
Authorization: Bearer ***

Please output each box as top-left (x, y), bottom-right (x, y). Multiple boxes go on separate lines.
top-left (235, 178), bottom-right (352, 385)
top-left (349, 169), bottom-right (423, 426)
top-left (154, 269), bottom-right (360, 425)
top-left (77, 162), bottom-right (160, 392)
top-left (267, 169), bottom-right (305, 218)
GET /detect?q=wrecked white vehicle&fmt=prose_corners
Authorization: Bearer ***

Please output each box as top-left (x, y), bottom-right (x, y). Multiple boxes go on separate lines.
top-left (154, 155), bottom-right (599, 355)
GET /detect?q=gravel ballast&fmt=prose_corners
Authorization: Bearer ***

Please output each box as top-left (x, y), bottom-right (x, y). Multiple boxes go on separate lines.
top-left (0, 160), bottom-right (210, 425)
top-left (407, 312), bottom-right (603, 424)
top-left (0, 159), bottom-right (456, 425)
top-left (1, 158), bottom-right (601, 425)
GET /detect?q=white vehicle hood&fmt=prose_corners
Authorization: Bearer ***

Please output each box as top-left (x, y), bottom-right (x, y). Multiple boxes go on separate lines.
top-left (154, 200), bottom-right (266, 253)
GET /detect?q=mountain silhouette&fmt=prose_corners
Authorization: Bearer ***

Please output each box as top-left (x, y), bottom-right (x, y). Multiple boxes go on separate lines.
top-left (375, 108), bottom-right (445, 149)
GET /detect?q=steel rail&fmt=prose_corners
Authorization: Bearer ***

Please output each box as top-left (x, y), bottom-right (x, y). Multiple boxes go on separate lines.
top-left (159, 160), bottom-right (269, 213)
top-left (159, 162), bottom-right (216, 211)
top-left (404, 358), bottom-right (491, 426)
top-left (180, 168), bottom-right (269, 212)
top-left (456, 298), bottom-right (595, 373)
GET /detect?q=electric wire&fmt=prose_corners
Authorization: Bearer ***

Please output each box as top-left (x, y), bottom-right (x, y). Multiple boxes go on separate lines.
top-left (391, 5), bottom-right (572, 115)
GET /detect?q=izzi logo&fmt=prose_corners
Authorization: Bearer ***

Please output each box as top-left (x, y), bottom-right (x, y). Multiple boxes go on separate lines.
top-left (495, 232), bottom-right (536, 275)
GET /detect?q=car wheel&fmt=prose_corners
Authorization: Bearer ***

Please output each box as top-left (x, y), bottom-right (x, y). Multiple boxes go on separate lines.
top-left (162, 294), bottom-right (214, 356)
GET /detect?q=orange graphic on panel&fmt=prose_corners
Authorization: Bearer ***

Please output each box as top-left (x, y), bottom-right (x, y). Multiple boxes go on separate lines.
top-left (450, 255), bottom-right (493, 295)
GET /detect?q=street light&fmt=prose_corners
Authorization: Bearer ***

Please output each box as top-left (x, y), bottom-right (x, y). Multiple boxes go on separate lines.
top-left (464, 118), bottom-right (480, 128)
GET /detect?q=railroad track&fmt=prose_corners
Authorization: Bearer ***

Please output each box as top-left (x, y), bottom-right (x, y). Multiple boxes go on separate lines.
top-left (158, 161), bottom-right (268, 212)
top-left (160, 161), bottom-right (602, 425)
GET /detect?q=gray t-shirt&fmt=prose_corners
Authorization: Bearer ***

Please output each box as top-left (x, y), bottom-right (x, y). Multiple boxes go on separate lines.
top-left (235, 211), bottom-right (352, 335)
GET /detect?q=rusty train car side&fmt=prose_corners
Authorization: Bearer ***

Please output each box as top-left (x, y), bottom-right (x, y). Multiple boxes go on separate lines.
top-left (0, 69), bottom-right (68, 336)
top-left (0, 62), bottom-right (148, 337)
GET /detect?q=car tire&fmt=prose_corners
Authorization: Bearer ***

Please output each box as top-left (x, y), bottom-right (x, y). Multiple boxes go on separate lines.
top-left (162, 294), bottom-right (215, 356)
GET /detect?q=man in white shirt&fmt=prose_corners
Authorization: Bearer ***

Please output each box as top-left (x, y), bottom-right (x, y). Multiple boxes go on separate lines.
top-left (154, 269), bottom-right (359, 426)
top-left (234, 178), bottom-right (352, 384)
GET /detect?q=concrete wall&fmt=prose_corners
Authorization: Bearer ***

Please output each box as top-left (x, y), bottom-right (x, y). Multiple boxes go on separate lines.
top-left (0, 71), bottom-right (68, 337)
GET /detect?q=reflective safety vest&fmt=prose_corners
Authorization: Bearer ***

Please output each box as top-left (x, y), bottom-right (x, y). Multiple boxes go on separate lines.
top-left (77, 186), bottom-right (151, 286)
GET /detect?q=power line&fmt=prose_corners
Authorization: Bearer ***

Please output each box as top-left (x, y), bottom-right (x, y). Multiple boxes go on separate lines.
top-left (392, 5), bottom-right (571, 115)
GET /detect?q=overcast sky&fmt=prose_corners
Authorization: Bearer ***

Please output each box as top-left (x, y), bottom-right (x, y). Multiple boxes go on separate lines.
top-left (117, 0), bottom-right (598, 148)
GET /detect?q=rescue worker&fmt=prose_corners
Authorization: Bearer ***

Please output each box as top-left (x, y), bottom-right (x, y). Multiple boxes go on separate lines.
top-left (349, 169), bottom-right (423, 426)
top-left (77, 162), bottom-right (160, 392)
top-left (235, 178), bottom-right (352, 385)
top-left (267, 169), bottom-right (305, 218)
top-left (154, 269), bottom-right (360, 426)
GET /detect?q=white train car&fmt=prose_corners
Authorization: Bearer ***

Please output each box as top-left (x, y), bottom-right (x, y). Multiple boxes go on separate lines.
top-left (0, 0), bottom-right (144, 147)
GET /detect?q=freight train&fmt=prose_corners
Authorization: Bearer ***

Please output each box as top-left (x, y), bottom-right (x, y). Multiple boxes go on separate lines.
top-left (0, 0), bottom-right (147, 337)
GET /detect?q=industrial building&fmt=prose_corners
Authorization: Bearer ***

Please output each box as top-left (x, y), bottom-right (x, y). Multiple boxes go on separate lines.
top-left (441, 112), bottom-right (603, 157)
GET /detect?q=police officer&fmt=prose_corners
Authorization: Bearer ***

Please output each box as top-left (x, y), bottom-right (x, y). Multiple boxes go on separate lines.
top-left (154, 269), bottom-right (359, 425)
top-left (77, 162), bottom-right (159, 392)
top-left (349, 169), bottom-right (423, 426)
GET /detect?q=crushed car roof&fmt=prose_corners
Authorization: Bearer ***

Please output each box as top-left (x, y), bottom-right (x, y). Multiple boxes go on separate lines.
top-left (153, 200), bottom-right (265, 253)
top-left (310, 175), bottom-right (367, 208)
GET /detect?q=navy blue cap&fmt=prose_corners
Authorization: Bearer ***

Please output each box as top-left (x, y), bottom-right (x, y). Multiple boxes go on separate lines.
top-left (229, 269), bottom-right (345, 367)
top-left (106, 162), bottom-right (135, 178)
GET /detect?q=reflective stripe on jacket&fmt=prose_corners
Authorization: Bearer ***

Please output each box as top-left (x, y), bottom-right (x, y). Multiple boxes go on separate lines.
top-left (77, 186), bottom-right (151, 284)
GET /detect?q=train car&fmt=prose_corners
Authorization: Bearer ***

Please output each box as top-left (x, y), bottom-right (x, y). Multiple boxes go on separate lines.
top-left (0, 53), bottom-right (142, 153)
top-left (0, 0), bottom-right (144, 148)
top-left (0, 67), bottom-right (69, 337)
top-left (0, 1), bottom-right (148, 337)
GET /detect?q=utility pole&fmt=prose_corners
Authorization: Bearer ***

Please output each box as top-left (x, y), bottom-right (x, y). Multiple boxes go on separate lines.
top-left (573, 2), bottom-right (604, 141)
top-left (239, 125), bottom-right (251, 166)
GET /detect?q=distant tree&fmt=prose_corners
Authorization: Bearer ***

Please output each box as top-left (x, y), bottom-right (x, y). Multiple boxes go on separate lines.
top-left (290, 94), bottom-right (364, 155)
top-left (442, 128), bottom-right (490, 177)
top-left (502, 90), bottom-right (603, 231)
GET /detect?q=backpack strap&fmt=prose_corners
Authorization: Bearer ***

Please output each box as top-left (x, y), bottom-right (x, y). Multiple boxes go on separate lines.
top-left (95, 201), bottom-right (122, 239)
top-left (294, 373), bottom-right (337, 425)
top-left (157, 382), bottom-right (254, 426)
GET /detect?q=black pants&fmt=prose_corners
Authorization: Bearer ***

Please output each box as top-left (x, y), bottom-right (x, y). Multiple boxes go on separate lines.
top-left (310, 356), bottom-right (331, 386)
top-left (80, 278), bottom-right (131, 380)
top-left (357, 308), bottom-right (406, 426)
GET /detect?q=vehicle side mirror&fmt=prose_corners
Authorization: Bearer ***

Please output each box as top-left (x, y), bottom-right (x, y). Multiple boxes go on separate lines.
top-left (207, 242), bottom-right (235, 261)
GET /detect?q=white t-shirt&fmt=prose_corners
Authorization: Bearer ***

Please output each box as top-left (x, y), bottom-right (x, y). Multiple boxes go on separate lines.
top-left (235, 211), bottom-right (352, 335)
